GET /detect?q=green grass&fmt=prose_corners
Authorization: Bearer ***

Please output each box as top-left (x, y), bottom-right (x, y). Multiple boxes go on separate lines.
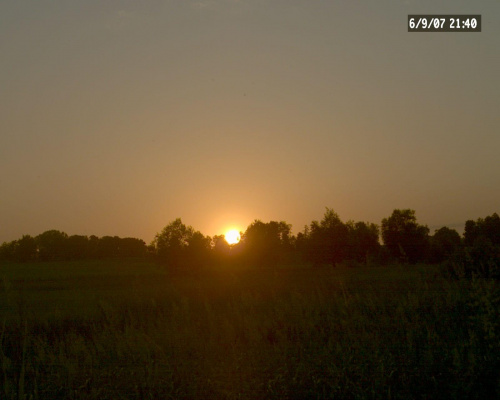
top-left (0, 260), bottom-right (499, 399)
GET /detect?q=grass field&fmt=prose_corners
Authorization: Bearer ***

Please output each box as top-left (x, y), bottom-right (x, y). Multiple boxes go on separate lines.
top-left (1, 259), bottom-right (499, 399)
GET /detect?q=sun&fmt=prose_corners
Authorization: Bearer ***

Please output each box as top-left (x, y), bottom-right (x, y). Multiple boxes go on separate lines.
top-left (225, 229), bottom-right (241, 245)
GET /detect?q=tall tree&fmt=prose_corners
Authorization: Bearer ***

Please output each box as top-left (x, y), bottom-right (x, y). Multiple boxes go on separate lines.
top-left (464, 213), bottom-right (500, 247)
top-left (11, 235), bottom-right (38, 262)
top-left (461, 212), bottom-right (500, 279)
top-left (429, 227), bottom-right (461, 263)
top-left (0, 241), bottom-right (16, 261)
top-left (381, 209), bottom-right (429, 263)
top-left (35, 230), bottom-right (69, 261)
top-left (294, 225), bottom-right (310, 262)
top-left (346, 221), bottom-right (380, 263)
top-left (309, 208), bottom-right (349, 266)
top-left (185, 231), bottom-right (212, 268)
top-left (152, 218), bottom-right (202, 269)
top-left (240, 220), bottom-right (292, 266)
top-left (212, 234), bottom-right (231, 264)
top-left (66, 235), bottom-right (90, 260)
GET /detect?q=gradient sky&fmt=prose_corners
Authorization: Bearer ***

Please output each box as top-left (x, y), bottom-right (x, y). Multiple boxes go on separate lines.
top-left (1, 0), bottom-right (499, 244)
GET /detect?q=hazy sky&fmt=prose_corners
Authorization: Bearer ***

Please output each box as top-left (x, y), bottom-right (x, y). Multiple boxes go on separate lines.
top-left (1, 0), bottom-right (499, 244)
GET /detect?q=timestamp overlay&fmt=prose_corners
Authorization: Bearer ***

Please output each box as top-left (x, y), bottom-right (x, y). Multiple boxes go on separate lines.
top-left (408, 15), bottom-right (481, 32)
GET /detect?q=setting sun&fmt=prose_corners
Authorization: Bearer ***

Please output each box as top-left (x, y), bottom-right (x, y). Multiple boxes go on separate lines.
top-left (225, 230), bottom-right (241, 245)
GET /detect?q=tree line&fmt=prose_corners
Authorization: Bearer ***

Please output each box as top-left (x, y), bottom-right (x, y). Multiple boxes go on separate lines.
top-left (0, 231), bottom-right (147, 262)
top-left (149, 209), bottom-right (499, 278)
top-left (1, 209), bottom-right (499, 278)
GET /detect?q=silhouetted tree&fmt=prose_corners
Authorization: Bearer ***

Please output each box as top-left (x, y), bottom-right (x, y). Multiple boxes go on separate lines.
top-left (381, 209), bottom-right (429, 263)
top-left (66, 235), bottom-right (90, 260)
top-left (211, 234), bottom-right (231, 265)
top-left (185, 231), bottom-right (212, 268)
top-left (429, 227), bottom-right (461, 263)
top-left (36, 230), bottom-right (69, 261)
top-left (119, 237), bottom-right (147, 258)
top-left (240, 220), bottom-right (292, 266)
top-left (294, 225), bottom-right (310, 262)
top-left (0, 235), bottom-right (38, 262)
top-left (464, 220), bottom-right (478, 247)
top-left (308, 208), bottom-right (349, 266)
top-left (464, 213), bottom-right (500, 247)
top-left (456, 213), bottom-right (500, 279)
top-left (88, 235), bottom-right (100, 258)
top-left (97, 236), bottom-right (121, 258)
top-left (346, 221), bottom-right (380, 263)
top-left (152, 218), bottom-right (198, 269)
top-left (17, 235), bottom-right (38, 262)
top-left (0, 241), bottom-right (15, 261)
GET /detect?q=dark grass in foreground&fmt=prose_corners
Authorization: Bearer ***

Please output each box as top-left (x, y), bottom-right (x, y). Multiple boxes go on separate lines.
top-left (1, 260), bottom-right (499, 399)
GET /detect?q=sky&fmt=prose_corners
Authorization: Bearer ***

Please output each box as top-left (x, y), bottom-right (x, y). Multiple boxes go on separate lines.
top-left (1, 0), bottom-right (499, 244)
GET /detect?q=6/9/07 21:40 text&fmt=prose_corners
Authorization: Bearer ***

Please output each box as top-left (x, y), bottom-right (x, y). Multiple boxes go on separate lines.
top-left (408, 15), bottom-right (481, 32)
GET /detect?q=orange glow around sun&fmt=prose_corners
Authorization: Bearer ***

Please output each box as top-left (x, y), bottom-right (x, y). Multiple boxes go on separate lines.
top-left (225, 229), bottom-right (241, 245)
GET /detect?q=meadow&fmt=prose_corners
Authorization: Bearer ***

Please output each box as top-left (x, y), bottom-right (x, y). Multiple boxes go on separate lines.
top-left (1, 259), bottom-right (499, 399)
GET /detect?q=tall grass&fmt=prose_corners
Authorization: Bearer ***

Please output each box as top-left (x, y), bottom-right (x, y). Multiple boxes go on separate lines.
top-left (0, 260), bottom-right (499, 399)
